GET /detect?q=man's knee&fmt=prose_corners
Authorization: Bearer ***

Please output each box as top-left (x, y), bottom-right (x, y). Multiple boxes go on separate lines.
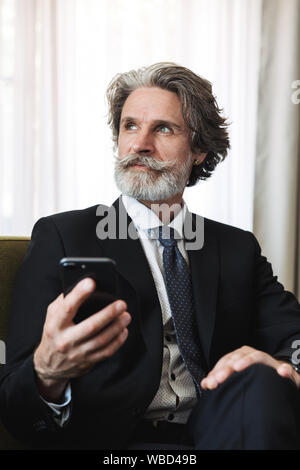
top-left (200, 362), bottom-right (299, 413)
top-left (202, 363), bottom-right (280, 394)
top-left (237, 362), bottom-right (298, 396)
top-left (188, 363), bottom-right (300, 449)
top-left (240, 363), bottom-right (300, 449)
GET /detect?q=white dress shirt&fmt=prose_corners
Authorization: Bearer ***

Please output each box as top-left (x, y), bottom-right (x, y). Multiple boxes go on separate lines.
top-left (122, 195), bottom-right (198, 424)
top-left (43, 194), bottom-right (198, 425)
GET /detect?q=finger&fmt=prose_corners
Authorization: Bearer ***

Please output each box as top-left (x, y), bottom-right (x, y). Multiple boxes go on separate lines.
top-left (58, 277), bottom-right (96, 325)
top-left (201, 365), bottom-right (234, 390)
top-left (86, 327), bottom-right (129, 365)
top-left (77, 311), bottom-right (131, 353)
top-left (277, 363), bottom-right (300, 389)
top-left (200, 347), bottom-right (266, 390)
top-left (201, 353), bottom-right (247, 390)
top-left (202, 347), bottom-right (251, 384)
top-left (277, 362), bottom-right (294, 380)
top-left (208, 346), bottom-right (255, 376)
top-left (232, 350), bottom-right (276, 372)
top-left (71, 299), bottom-right (128, 343)
top-left (55, 328), bottom-right (130, 378)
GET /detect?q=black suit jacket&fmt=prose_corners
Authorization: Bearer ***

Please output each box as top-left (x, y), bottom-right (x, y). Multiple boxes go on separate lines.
top-left (0, 197), bottom-right (300, 449)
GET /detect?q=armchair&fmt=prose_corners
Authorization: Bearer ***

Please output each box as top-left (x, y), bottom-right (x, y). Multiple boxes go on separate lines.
top-left (0, 236), bottom-right (30, 449)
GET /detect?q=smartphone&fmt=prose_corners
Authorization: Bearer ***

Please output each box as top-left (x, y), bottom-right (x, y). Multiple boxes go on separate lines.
top-left (60, 257), bottom-right (118, 323)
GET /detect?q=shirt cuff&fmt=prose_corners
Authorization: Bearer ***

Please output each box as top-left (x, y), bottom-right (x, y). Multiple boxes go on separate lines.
top-left (40, 383), bottom-right (72, 427)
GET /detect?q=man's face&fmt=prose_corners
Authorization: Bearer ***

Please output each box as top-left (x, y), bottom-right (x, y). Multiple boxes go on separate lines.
top-left (115, 87), bottom-right (203, 202)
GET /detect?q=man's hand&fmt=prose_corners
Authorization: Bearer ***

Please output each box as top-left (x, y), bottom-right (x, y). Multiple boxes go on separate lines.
top-left (33, 277), bottom-right (131, 402)
top-left (200, 345), bottom-right (300, 391)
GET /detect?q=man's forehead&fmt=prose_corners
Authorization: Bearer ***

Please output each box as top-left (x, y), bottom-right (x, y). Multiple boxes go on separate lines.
top-left (120, 87), bottom-right (185, 124)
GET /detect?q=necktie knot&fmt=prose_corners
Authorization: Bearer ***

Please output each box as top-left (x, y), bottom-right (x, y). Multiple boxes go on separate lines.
top-left (158, 226), bottom-right (178, 248)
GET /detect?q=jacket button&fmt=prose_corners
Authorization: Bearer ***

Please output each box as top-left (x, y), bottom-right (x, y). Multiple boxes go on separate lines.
top-left (33, 419), bottom-right (47, 431)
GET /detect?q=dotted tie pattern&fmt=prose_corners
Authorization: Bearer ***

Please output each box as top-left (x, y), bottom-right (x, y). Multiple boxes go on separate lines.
top-left (158, 226), bottom-right (203, 394)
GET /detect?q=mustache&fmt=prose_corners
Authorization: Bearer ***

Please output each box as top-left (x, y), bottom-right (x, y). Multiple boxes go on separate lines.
top-left (115, 154), bottom-right (177, 172)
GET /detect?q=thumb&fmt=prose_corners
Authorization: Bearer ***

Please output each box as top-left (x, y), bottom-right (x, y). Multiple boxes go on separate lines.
top-left (277, 362), bottom-right (294, 380)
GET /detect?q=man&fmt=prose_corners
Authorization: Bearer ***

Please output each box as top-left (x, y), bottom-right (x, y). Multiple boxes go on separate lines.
top-left (1, 62), bottom-right (300, 450)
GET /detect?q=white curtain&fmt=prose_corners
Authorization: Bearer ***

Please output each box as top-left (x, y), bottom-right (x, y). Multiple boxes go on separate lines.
top-left (254, 0), bottom-right (300, 299)
top-left (0, 0), bottom-right (262, 236)
top-left (1, 0), bottom-right (299, 298)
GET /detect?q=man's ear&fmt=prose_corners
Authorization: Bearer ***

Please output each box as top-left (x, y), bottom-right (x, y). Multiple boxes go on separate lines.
top-left (192, 152), bottom-right (207, 166)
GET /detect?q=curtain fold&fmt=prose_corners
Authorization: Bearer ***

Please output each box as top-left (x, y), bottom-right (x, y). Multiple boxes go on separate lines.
top-left (296, 138), bottom-right (300, 298)
top-left (253, 0), bottom-right (300, 300)
top-left (12, 0), bottom-right (36, 235)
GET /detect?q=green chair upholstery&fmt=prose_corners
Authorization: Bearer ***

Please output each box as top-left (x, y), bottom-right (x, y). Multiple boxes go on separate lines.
top-left (0, 236), bottom-right (30, 449)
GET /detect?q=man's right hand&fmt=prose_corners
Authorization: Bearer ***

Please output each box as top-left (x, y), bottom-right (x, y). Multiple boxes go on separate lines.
top-left (33, 277), bottom-right (131, 402)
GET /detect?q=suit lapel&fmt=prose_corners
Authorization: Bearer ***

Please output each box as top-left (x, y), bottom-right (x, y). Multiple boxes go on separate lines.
top-left (186, 213), bottom-right (219, 369)
top-left (95, 197), bottom-right (163, 357)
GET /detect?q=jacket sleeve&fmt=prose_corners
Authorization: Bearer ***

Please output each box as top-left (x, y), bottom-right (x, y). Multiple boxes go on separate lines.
top-left (250, 232), bottom-right (300, 360)
top-left (0, 216), bottom-right (69, 447)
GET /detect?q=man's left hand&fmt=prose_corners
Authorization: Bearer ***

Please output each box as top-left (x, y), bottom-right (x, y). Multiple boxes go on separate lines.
top-left (200, 345), bottom-right (300, 390)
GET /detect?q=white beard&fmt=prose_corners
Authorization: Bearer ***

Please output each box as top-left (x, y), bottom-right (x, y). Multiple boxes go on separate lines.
top-left (114, 153), bottom-right (192, 201)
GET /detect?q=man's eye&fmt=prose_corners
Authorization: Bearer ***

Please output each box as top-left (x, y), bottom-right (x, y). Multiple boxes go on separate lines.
top-left (125, 123), bottom-right (137, 130)
top-left (159, 126), bottom-right (172, 134)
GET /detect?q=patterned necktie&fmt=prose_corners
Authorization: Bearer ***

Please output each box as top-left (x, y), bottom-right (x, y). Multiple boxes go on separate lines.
top-left (158, 225), bottom-right (203, 395)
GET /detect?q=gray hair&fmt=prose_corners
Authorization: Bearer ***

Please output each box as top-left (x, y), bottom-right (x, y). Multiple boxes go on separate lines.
top-left (106, 62), bottom-right (230, 185)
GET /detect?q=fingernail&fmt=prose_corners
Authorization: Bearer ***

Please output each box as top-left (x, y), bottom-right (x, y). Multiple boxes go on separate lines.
top-left (116, 301), bottom-right (126, 313)
top-left (82, 278), bottom-right (93, 291)
top-left (206, 378), bottom-right (218, 390)
top-left (121, 313), bottom-right (131, 326)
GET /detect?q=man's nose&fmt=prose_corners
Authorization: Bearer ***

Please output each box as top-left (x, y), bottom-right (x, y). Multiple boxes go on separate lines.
top-left (131, 130), bottom-right (155, 155)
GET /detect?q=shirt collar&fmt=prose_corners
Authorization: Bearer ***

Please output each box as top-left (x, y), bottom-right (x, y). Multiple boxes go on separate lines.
top-left (121, 194), bottom-right (188, 239)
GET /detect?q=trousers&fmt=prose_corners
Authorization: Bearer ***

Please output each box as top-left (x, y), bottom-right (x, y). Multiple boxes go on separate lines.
top-left (126, 364), bottom-right (300, 450)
